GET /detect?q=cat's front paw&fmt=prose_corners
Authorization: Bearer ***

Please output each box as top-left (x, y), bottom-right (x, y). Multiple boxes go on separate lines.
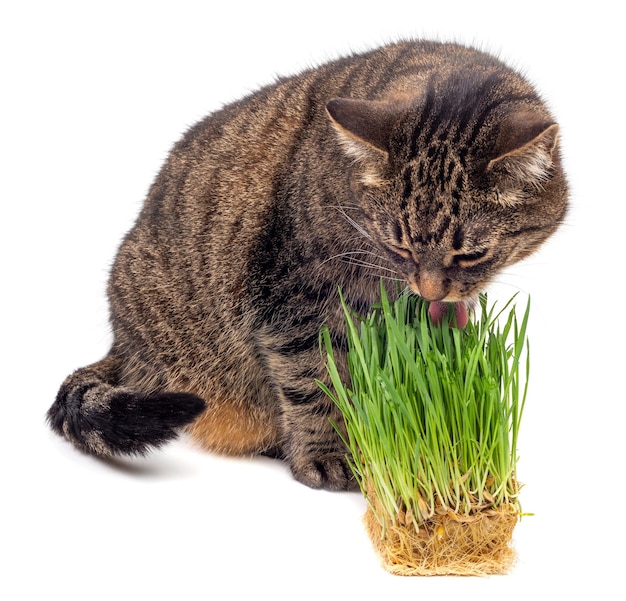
top-left (290, 452), bottom-right (358, 491)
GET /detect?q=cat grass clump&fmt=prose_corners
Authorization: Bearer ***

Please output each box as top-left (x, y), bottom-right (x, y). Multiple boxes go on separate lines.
top-left (319, 285), bottom-right (529, 576)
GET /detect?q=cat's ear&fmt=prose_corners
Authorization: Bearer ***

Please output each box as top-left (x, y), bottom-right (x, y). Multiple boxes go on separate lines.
top-left (487, 111), bottom-right (560, 206)
top-left (326, 98), bottom-right (400, 155)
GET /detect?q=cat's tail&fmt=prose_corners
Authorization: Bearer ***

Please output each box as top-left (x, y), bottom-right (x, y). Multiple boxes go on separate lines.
top-left (47, 354), bottom-right (206, 457)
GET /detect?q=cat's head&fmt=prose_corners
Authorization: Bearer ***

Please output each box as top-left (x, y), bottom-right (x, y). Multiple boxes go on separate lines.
top-left (326, 72), bottom-right (568, 303)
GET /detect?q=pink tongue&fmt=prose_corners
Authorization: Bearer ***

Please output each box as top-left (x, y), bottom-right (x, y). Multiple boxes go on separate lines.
top-left (428, 301), bottom-right (468, 329)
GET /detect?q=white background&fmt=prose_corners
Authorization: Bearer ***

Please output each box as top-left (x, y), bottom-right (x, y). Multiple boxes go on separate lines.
top-left (2, 1), bottom-right (624, 599)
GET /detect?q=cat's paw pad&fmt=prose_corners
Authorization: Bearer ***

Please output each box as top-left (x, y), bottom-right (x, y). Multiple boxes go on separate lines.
top-left (290, 452), bottom-right (358, 491)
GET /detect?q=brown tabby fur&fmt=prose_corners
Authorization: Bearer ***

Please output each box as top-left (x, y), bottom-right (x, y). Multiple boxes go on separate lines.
top-left (48, 40), bottom-right (568, 490)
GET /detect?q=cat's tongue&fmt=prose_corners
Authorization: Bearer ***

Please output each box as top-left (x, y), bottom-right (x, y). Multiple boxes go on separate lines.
top-left (428, 301), bottom-right (469, 329)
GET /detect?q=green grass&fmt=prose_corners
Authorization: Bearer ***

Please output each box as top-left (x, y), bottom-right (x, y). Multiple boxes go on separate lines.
top-left (319, 283), bottom-right (529, 534)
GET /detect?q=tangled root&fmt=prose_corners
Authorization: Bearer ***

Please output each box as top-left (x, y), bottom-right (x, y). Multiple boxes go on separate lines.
top-left (364, 497), bottom-right (519, 576)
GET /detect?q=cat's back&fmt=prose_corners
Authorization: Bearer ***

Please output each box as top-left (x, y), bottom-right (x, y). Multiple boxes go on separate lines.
top-left (136, 41), bottom-right (528, 226)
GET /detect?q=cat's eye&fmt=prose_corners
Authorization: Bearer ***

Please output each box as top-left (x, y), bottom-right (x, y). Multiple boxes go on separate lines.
top-left (453, 248), bottom-right (489, 266)
top-left (387, 245), bottom-right (412, 261)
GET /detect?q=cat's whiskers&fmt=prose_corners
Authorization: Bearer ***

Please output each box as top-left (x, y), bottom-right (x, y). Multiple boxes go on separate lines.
top-left (319, 238), bottom-right (402, 285)
top-left (319, 249), bottom-right (390, 268)
top-left (365, 273), bottom-right (405, 285)
top-left (338, 256), bottom-right (398, 274)
top-left (488, 274), bottom-right (531, 296)
top-left (491, 279), bottom-right (527, 291)
top-left (330, 205), bottom-right (373, 241)
top-left (323, 207), bottom-right (404, 283)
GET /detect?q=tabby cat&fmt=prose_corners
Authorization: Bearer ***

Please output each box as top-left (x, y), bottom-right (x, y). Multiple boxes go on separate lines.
top-left (48, 40), bottom-right (568, 490)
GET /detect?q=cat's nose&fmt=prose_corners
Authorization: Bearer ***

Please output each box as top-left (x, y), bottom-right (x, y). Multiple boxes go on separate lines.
top-left (415, 271), bottom-right (448, 302)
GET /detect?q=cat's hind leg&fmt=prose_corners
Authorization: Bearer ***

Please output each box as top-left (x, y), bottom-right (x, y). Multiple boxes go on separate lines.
top-left (185, 394), bottom-right (282, 457)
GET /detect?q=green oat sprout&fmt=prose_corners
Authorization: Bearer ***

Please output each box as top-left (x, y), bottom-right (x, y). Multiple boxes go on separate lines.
top-left (318, 282), bottom-right (529, 536)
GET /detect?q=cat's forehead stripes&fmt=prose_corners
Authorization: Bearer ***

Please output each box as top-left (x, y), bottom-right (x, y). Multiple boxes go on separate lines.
top-left (401, 71), bottom-right (540, 168)
top-left (398, 152), bottom-right (466, 248)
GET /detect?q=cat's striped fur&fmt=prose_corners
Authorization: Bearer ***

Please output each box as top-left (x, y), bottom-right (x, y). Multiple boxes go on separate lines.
top-left (48, 40), bottom-right (568, 490)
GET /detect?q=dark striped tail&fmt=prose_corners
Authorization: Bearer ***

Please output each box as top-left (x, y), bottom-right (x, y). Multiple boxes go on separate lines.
top-left (47, 355), bottom-right (206, 457)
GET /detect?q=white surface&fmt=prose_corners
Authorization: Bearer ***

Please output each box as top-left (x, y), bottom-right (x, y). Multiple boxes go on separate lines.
top-left (2, 2), bottom-right (623, 599)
